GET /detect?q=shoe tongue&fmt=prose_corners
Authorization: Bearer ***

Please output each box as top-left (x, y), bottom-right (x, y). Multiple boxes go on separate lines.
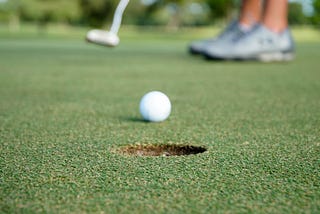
top-left (238, 22), bottom-right (258, 32)
top-left (238, 23), bottom-right (251, 32)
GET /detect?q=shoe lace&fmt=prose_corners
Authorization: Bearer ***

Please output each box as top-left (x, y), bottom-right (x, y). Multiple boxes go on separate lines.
top-left (231, 24), bottom-right (260, 43)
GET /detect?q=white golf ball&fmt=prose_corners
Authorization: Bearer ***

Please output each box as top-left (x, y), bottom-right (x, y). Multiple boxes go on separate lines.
top-left (139, 91), bottom-right (171, 122)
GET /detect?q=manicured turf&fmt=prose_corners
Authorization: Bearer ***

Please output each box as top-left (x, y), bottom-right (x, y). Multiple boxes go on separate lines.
top-left (0, 26), bottom-right (320, 213)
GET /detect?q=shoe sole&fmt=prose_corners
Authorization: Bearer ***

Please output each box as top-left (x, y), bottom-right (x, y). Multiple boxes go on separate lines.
top-left (204, 51), bottom-right (295, 62)
top-left (257, 52), bottom-right (294, 62)
top-left (189, 47), bottom-right (203, 55)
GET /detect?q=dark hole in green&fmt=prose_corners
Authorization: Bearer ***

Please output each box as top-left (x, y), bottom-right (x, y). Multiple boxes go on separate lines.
top-left (119, 144), bottom-right (207, 157)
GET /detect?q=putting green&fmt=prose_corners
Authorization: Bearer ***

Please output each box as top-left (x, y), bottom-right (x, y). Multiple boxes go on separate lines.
top-left (0, 26), bottom-right (319, 213)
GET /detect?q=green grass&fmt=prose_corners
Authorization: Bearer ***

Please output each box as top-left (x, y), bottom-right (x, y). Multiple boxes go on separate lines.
top-left (0, 25), bottom-right (320, 213)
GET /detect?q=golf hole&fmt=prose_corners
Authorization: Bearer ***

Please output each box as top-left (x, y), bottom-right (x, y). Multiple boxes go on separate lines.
top-left (119, 144), bottom-right (207, 157)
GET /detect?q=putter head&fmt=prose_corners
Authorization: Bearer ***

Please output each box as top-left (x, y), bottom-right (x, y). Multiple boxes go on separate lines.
top-left (86, 29), bottom-right (120, 47)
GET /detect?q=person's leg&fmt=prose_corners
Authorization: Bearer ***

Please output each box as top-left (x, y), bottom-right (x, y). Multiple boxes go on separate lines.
top-left (262, 0), bottom-right (288, 33)
top-left (239, 0), bottom-right (262, 28)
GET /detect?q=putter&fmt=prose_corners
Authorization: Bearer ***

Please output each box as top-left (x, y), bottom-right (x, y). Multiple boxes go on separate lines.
top-left (86, 0), bottom-right (130, 47)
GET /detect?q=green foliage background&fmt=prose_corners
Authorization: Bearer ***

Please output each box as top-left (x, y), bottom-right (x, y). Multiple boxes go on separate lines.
top-left (0, 0), bottom-right (318, 28)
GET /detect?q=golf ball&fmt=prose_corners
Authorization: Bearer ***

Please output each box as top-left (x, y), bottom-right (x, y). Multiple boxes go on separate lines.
top-left (139, 91), bottom-right (171, 122)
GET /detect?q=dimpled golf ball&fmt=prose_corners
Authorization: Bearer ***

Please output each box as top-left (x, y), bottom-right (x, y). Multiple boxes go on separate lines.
top-left (139, 91), bottom-right (171, 122)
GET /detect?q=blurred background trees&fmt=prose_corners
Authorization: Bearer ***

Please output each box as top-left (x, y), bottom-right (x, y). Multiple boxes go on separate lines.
top-left (79, 0), bottom-right (117, 27)
top-left (0, 0), bottom-right (319, 30)
top-left (289, 2), bottom-right (308, 25)
top-left (20, 0), bottom-right (81, 30)
top-left (312, 0), bottom-right (320, 26)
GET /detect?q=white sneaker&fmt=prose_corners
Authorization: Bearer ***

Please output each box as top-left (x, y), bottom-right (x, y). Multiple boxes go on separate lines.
top-left (188, 21), bottom-right (243, 55)
top-left (203, 24), bottom-right (295, 62)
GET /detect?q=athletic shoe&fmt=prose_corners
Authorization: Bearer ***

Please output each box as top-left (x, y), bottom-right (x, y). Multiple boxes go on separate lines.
top-left (203, 24), bottom-right (295, 62)
top-left (188, 20), bottom-right (241, 55)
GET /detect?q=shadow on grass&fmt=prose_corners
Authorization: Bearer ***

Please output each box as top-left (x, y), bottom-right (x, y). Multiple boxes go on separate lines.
top-left (122, 116), bottom-right (148, 123)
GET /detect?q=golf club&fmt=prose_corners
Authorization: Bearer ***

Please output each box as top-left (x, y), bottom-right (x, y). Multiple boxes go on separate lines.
top-left (86, 0), bottom-right (130, 47)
